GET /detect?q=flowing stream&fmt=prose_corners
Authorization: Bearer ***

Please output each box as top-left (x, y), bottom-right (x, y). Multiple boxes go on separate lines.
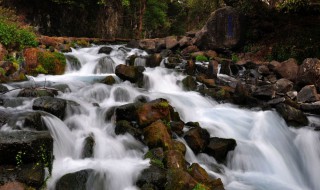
top-left (2, 45), bottom-right (320, 190)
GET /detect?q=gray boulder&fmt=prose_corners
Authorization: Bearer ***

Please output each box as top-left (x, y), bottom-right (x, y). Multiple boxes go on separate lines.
top-left (297, 85), bottom-right (319, 103)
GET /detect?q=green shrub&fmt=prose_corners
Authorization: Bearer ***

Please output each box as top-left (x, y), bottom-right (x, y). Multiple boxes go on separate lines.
top-left (277, 0), bottom-right (310, 13)
top-left (231, 53), bottom-right (240, 63)
top-left (195, 55), bottom-right (209, 62)
top-left (0, 20), bottom-right (38, 50)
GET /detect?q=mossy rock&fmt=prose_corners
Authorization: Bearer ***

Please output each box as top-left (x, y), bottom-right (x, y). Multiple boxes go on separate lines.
top-left (37, 51), bottom-right (66, 75)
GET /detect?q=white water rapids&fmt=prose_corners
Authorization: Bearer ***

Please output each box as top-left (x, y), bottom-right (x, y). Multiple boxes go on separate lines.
top-left (3, 45), bottom-right (320, 190)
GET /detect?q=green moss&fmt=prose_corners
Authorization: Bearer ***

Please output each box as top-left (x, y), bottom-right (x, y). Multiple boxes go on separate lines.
top-left (0, 67), bottom-right (6, 76)
top-left (231, 53), bottom-right (240, 63)
top-left (150, 158), bottom-right (165, 169)
top-left (195, 55), bottom-right (208, 62)
top-left (37, 51), bottom-right (66, 75)
top-left (192, 183), bottom-right (207, 190)
top-left (35, 65), bottom-right (48, 74)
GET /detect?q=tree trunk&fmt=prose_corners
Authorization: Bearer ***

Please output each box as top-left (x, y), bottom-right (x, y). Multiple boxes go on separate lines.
top-left (137, 0), bottom-right (146, 39)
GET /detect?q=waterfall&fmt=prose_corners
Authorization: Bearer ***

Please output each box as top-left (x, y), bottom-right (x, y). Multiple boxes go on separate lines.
top-left (4, 45), bottom-right (320, 190)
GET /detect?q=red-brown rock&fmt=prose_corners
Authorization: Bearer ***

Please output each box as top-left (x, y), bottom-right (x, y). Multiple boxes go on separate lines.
top-left (143, 120), bottom-right (172, 150)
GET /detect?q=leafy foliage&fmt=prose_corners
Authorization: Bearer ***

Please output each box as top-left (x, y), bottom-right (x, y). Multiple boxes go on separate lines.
top-left (37, 51), bottom-right (66, 74)
top-left (195, 55), bottom-right (209, 62)
top-left (0, 8), bottom-right (38, 50)
top-left (277, 0), bottom-right (310, 13)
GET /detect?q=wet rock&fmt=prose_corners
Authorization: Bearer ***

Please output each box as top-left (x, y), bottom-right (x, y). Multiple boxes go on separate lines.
top-left (146, 54), bottom-right (162, 68)
top-left (65, 54), bottom-right (81, 71)
top-left (182, 76), bottom-right (197, 91)
top-left (184, 60), bottom-right (196, 75)
top-left (297, 85), bottom-right (319, 103)
top-left (164, 150), bottom-right (187, 170)
top-left (136, 99), bottom-right (171, 127)
top-left (297, 58), bottom-right (320, 91)
top-left (164, 56), bottom-right (181, 69)
top-left (115, 102), bottom-right (140, 122)
top-left (115, 120), bottom-right (142, 139)
top-left (16, 164), bottom-right (45, 188)
top-left (207, 60), bottom-right (219, 79)
top-left (126, 55), bottom-right (137, 66)
top-left (188, 163), bottom-right (211, 185)
top-left (267, 97), bottom-right (286, 106)
top-left (51, 84), bottom-right (70, 93)
top-left (183, 127), bottom-right (210, 154)
top-left (232, 82), bottom-right (259, 107)
top-left (276, 103), bottom-right (309, 127)
top-left (194, 6), bottom-right (243, 50)
top-left (275, 78), bottom-right (293, 94)
top-left (165, 169), bottom-right (198, 190)
top-left (219, 60), bottom-right (232, 76)
top-left (32, 97), bottom-right (67, 119)
top-left (143, 120), bottom-right (172, 150)
top-left (200, 87), bottom-right (231, 102)
top-left (134, 95), bottom-right (150, 103)
top-left (252, 85), bottom-right (276, 100)
top-left (136, 165), bottom-right (167, 190)
top-left (100, 76), bottom-right (116, 85)
top-left (165, 36), bottom-right (179, 50)
top-left (55, 169), bottom-right (93, 190)
top-left (0, 84), bottom-right (8, 94)
top-left (82, 135), bottom-right (95, 159)
top-left (17, 88), bottom-right (58, 97)
top-left (273, 58), bottom-right (299, 82)
top-left (7, 111), bottom-right (47, 131)
top-left (170, 121), bottom-right (184, 136)
top-left (172, 140), bottom-right (187, 156)
top-left (300, 101), bottom-right (320, 115)
top-left (0, 131), bottom-right (53, 166)
top-left (144, 147), bottom-right (165, 163)
top-left (196, 75), bottom-right (215, 88)
top-left (115, 64), bottom-right (145, 84)
top-left (98, 46), bottom-right (113, 54)
top-left (204, 137), bottom-right (236, 163)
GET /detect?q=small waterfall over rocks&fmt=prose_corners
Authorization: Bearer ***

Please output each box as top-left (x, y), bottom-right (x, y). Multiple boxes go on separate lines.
top-left (1, 45), bottom-right (320, 190)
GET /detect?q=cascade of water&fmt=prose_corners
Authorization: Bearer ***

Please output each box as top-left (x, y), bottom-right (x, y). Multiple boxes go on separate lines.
top-left (5, 45), bottom-right (319, 190)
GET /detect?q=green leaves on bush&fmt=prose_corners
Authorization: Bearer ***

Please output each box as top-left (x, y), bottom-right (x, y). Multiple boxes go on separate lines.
top-left (0, 21), bottom-right (38, 50)
top-left (37, 51), bottom-right (66, 75)
top-left (195, 55), bottom-right (209, 62)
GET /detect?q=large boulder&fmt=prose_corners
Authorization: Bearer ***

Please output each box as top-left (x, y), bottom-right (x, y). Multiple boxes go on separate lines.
top-left (165, 169), bottom-right (199, 190)
top-left (146, 53), bottom-right (162, 68)
top-left (182, 76), bottom-right (197, 91)
top-left (273, 58), bottom-right (299, 82)
top-left (65, 54), bottom-right (81, 71)
top-left (7, 111), bottom-right (47, 131)
top-left (297, 58), bottom-right (320, 91)
top-left (115, 64), bottom-right (145, 84)
top-left (183, 127), bottom-right (210, 154)
top-left (55, 169), bottom-right (93, 190)
top-left (165, 36), bottom-right (179, 50)
top-left (0, 84), bottom-right (8, 94)
top-left (81, 135), bottom-right (95, 159)
top-left (136, 99), bottom-right (171, 127)
top-left (252, 84), bottom-right (276, 100)
top-left (115, 102), bottom-right (141, 122)
top-left (136, 165), bottom-right (167, 190)
top-left (297, 85), bottom-right (319, 103)
top-left (143, 120), bottom-right (173, 150)
top-left (204, 137), bottom-right (236, 163)
top-left (32, 97), bottom-right (67, 119)
top-left (0, 131), bottom-right (53, 166)
top-left (163, 150), bottom-right (187, 170)
top-left (17, 88), bottom-right (58, 97)
top-left (194, 6), bottom-right (243, 50)
top-left (276, 103), bottom-right (309, 127)
top-left (300, 101), bottom-right (320, 115)
top-left (115, 120), bottom-right (142, 139)
top-left (275, 78), bottom-right (294, 94)
top-left (98, 46), bottom-right (113, 54)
